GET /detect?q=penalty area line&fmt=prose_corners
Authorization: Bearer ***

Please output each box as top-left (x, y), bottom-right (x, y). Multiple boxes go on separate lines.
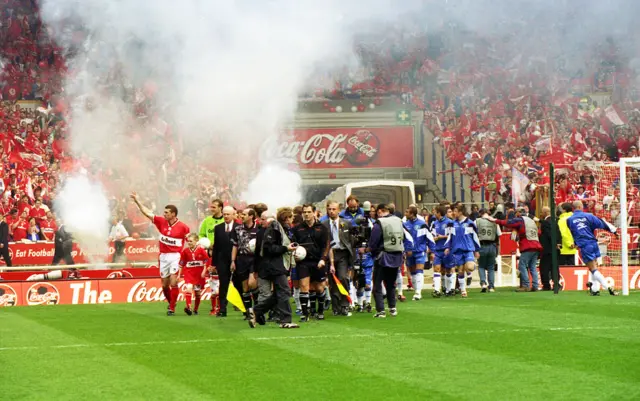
top-left (0, 326), bottom-right (626, 352)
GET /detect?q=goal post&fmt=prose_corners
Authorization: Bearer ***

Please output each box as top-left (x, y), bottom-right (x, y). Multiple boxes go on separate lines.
top-left (619, 157), bottom-right (640, 296)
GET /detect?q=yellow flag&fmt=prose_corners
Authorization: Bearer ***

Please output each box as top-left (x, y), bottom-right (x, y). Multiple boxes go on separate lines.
top-left (332, 273), bottom-right (352, 303)
top-left (226, 282), bottom-right (246, 313)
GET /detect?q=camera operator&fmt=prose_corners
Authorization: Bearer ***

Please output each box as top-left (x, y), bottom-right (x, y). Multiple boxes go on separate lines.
top-left (292, 204), bottom-right (330, 321)
top-left (366, 203), bottom-right (405, 318)
top-left (248, 207), bottom-right (299, 329)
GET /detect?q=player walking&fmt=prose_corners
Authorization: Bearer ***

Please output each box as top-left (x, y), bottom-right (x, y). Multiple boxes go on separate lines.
top-left (451, 204), bottom-right (480, 298)
top-left (566, 201), bottom-right (619, 296)
top-left (179, 233), bottom-right (210, 315)
top-left (131, 192), bottom-right (190, 315)
top-left (403, 206), bottom-right (434, 300)
top-left (430, 205), bottom-right (455, 297)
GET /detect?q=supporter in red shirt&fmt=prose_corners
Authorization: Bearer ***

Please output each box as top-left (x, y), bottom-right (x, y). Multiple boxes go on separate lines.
top-left (39, 211), bottom-right (57, 241)
top-left (11, 209), bottom-right (29, 241)
top-left (30, 197), bottom-right (46, 225)
top-left (16, 194), bottom-right (31, 216)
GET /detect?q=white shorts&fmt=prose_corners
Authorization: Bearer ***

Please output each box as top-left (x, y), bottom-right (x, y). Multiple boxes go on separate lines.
top-left (159, 253), bottom-right (181, 279)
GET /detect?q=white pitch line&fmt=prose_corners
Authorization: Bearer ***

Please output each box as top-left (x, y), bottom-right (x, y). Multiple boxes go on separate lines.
top-left (0, 326), bottom-right (627, 352)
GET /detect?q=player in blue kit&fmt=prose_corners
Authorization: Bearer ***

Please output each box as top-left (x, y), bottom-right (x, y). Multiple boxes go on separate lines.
top-left (451, 204), bottom-right (480, 298)
top-left (566, 201), bottom-right (619, 296)
top-left (403, 206), bottom-right (435, 300)
top-left (430, 205), bottom-right (456, 297)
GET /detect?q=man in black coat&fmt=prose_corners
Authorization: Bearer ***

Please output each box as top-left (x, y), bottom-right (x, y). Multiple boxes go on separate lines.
top-left (0, 214), bottom-right (11, 266)
top-left (322, 201), bottom-right (355, 316)
top-left (249, 207), bottom-right (299, 329)
top-left (538, 206), bottom-right (553, 291)
top-left (211, 206), bottom-right (239, 317)
top-left (52, 220), bottom-right (74, 265)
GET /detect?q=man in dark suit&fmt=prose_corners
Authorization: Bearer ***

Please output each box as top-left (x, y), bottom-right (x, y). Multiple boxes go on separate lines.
top-left (322, 201), bottom-right (355, 316)
top-left (211, 206), bottom-right (239, 317)
top-left (0, 214), bottom-right (11, 266)
top-left (538, 206), bottom-right (553, 291)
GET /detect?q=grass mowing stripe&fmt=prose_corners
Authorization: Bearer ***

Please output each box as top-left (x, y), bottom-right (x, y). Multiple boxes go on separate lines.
top-left (0, 313), bottom-right (215, 400)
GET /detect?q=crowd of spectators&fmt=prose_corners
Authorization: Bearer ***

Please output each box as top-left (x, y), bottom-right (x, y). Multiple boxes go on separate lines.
top-left (4, 0), bottom-right (640, 244)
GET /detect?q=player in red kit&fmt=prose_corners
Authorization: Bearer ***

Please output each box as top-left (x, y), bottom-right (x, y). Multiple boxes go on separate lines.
top-left (131, 192), bottom-right (190, 315)
top-left (179, 233), bottom-right (209, 315)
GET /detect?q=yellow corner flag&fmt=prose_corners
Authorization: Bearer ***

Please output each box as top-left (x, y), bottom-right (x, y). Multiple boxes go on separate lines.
top-left (226, 282), bottom-right (246, 313)
top-left (331, 273), bottom-right (352, 303)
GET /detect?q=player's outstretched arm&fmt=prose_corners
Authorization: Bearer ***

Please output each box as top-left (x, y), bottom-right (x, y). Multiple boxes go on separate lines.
top-left (130, 192), bottom-right (154, 221)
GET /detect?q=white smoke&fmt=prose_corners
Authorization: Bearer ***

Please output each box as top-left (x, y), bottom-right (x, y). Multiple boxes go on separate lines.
top-left (242, 164), bottom-right (302, 211)
top-left (54, 173), bottom-right (110, 266)
top-left (38, 0), bottom-right (423, 209)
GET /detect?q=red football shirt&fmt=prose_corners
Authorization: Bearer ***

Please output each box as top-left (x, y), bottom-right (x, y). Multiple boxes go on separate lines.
top-left (39, 219), bottom-right (57, 240)
top-left (179, 246), bottom-right (209, 284)
top-left (153, 216), bottom-right (189, 254)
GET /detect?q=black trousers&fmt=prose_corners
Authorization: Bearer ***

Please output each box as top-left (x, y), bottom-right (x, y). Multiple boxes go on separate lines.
top-left (329, 249), bottom-right (351, 310)
top-left (113, 240), bottom-right (126, 263)
top-left (559, 254), bottom-right (575, 266)
top-left (253, 274), bottom-right (292, 323)
top-left (373, 262), bottom-right (399, 312)
top-left (539, 252), bottom-right (552, 289)
top-left (52, 247), bottom-right (74, 265)
top-left (0, 244), bottom-right (11, 266)
top-left (217, 264), bottom-right (231, 313)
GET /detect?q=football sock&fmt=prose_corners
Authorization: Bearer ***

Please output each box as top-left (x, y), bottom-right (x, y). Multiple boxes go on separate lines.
top-left (445, 273), bottom-right (455, 292)
top-left (242, 292), bottom-right (252, 313)
top-left (592, 269), bottom-right (608, 290)
top-left (293, 288), bottom-right (301, 310)
top-left (349, 282), bottom-right (357, 307)
top-left (185, 292), bottom-right (192, 309)
top-left (414, 270), bottom-right (424, 295)
top-left (396, 271), bottom-right (403, 295)
top-left (251, 288), bottom-right (260, 304)
top-left (299, 292), bottom-right (309, 316)
top-left (591, 279), bottom-right (601, 292)
top-left (309, 292), bottom-right (317, 315)
top-left (194, 293), bottom-right (201, 312)
top-left (433, 273), bottom-right (442, 292)
top-left (356, 289), bottom-right (364, 306)
top-left (365, 289), bottom-right (372, 303)
top-left (211, 295), bottom-right (218, 312)
top-left (324, 287), bottom-right (331, 302)
top-left (458, 273), bottom-right (466, 292)
top-left (169, 286), bottom-right (179, 311)
top-left (317, 291), bottom-right (325, 315)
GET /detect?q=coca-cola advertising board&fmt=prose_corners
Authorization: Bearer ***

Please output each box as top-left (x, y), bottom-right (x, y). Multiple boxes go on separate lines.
top-left (0, 278), bottom-right (218, 307)
top-left (1, 239), bottom-right (159, 266)
top-left (261, 127), bottom-right (415, 169)
top-left (0, 267), bottom-right (160, 281)
top-left (558, 265), bottom-right (640, 291)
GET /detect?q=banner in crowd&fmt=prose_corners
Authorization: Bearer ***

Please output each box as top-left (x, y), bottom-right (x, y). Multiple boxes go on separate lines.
top-left (260, 126), bottom-right (415, 169)
top-left (0, 267), bottom-right (160, 281)
top-left (558, 266), bottom-right (640, 291)
top-left (0, 239), bottom-right (159, 266)
top-left (0, 278), bottom-right (216, 307)
top-left (499, 227), bottom-right (640, 255)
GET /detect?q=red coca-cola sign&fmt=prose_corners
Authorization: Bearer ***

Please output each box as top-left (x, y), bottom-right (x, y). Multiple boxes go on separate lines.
top-left (261, 127), bottom-right (415, 169)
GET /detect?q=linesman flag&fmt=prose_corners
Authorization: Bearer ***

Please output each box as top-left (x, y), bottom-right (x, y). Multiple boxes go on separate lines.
top-left (226, 282), bottom-right (246, 313)
top-left (332, 273), bottom-right (352, 303)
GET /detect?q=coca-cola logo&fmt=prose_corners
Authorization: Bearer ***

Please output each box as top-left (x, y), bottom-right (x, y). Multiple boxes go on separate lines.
top-left (596, 230), bottom-right (612, 246)
top-left (106, 270), bottom-right (134, 279)
top-left (0, 284), bottom-right (18, 307)
top-left (261, 129), bottom-right (380, 167)
top-left (127, 280), bottom-right (166, 303)
top-left (26, 282), bottom-right (59, 306)
top-left (345, 130), bottom-right (380, 166)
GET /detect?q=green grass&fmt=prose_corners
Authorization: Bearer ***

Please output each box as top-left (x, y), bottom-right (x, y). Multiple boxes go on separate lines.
top-left (2, 290), bottom-right (640, 401)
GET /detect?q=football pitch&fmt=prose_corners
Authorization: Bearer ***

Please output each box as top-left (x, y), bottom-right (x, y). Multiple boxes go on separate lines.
top-left (2, 290), bottom-right (639, 401)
